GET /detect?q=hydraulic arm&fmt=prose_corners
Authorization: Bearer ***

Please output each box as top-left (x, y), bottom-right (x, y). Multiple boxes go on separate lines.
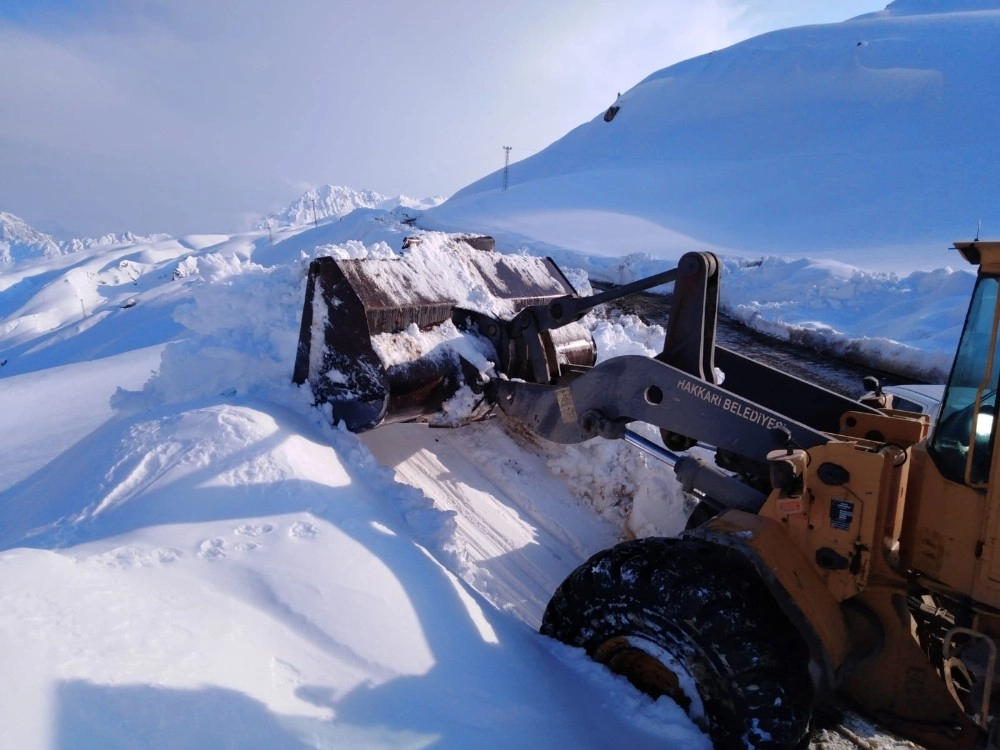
top-left (480, 251), bottom-right (880, 512)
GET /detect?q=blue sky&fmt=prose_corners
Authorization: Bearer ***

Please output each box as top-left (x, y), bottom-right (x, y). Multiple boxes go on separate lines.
top-left (0, 0), bottom-right (88, 25)
top-left (0, 1), bottom-right (886, 237)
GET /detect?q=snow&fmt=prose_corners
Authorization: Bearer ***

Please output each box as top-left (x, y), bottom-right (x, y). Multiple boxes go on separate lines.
top-left (255, 185), bottom-right (446, 231)
top-left (2, 2), bottom-right (993, 748)
top-left (424, 0), bottom-right (1000, 270)
top-left (0, 223), bottom-right (714, 749)
top-left (0, 211), bottom-right (63, 264)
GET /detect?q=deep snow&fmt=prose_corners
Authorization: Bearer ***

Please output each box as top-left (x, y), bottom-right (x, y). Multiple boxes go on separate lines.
top-left (3, 2), bottom-right (995, 749)
top-left (0, 226), bottom-right (711, 749)
top-left (0, 216), bottom-right (939, 750)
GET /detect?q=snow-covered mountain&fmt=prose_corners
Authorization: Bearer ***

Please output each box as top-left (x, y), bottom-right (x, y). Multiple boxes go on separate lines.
top-left (0, 211), bottom-right (63, 264)
top-left (426, 0), bottom-right (1000, 265)
top-left (62, 231), bottom-right (166, 253)
top-left (0, 211), bottom-right (166, 266)
top-left (256, 185), bottom-right (445, 229)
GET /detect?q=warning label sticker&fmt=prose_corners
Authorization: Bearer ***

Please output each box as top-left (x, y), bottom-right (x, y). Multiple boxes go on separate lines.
top-left (829, 499), bottom-right (854, 531)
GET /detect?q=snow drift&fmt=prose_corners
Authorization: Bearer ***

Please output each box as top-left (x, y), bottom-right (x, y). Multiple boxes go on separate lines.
top-left (426, 0), bottom-right (1000, 266)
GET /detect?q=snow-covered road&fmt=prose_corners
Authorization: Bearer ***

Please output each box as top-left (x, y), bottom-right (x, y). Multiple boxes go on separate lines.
top-left (362, 421), bottom-right (622, 628)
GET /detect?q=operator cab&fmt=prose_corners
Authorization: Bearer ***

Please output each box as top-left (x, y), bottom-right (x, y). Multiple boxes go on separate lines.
top-left (928, 241), bottom-right (1000, 487)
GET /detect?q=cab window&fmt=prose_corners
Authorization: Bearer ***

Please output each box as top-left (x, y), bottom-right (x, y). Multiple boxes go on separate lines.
top-left (929, 276), bottom-right (1000, 486)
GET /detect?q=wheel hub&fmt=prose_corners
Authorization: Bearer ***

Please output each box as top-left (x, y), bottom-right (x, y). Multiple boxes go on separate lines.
top-left (592, 635), bottom-right (705, 720)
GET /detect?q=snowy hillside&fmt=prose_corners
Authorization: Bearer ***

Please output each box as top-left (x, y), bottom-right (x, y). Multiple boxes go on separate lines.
top-left (425, 0), bottom-right (1000, 267)
top-left (255, 185), bottom-right (444, 229)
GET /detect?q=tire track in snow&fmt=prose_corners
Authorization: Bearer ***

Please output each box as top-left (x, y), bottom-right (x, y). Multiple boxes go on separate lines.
top-left (361, 420), bottom-right (622, 629)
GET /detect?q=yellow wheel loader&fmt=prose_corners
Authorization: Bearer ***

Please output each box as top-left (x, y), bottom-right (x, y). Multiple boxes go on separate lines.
top-left (294, 236), bottom-right (1000, 749)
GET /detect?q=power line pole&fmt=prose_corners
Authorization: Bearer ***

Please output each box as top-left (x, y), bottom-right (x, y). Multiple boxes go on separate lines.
top-left (502, 146), bottom-right (512, 191)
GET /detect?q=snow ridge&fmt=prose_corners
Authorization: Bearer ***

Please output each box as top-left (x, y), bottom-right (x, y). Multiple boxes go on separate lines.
top-left (0, 211), bottom-right (164, 266)
top-left (870, 0), bottom-right (1000, 17)
top-left (63, 232), bottom-right (167, 253)
top-left (255, 185), bottom-right (444, 230)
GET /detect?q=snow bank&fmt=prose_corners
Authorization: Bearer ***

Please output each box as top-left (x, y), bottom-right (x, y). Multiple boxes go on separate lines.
top-left (0, 285), bottom-right (710, 749)
top-left (719, 255), bottom-right (973, 381)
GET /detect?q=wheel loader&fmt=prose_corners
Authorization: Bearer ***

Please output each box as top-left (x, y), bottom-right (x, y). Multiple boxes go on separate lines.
top-left (294, 235), bottom-right (1000, 749)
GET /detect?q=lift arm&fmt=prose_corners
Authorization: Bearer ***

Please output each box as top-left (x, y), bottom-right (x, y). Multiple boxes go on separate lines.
top-left (489, 353), bottom-right (831, 461)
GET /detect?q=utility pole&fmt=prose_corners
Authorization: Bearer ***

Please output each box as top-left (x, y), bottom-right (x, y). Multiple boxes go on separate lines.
top-left (311, 198), bottom-right (319, 228)
top-left (502, 146), bottom-right (512, 191)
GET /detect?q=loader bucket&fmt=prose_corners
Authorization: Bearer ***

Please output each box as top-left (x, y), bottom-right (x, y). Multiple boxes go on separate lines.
top-left (293, 236), bottom-right (592, 432)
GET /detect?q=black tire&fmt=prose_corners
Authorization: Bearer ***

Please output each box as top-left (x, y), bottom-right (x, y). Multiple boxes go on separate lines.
top-left (541, 537), bottom-right (814, 749)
